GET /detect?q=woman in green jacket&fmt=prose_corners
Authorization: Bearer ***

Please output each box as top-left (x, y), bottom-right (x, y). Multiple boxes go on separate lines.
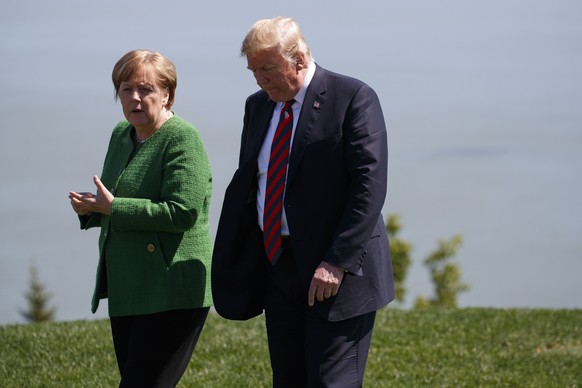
top-left (69, 49), bottom-right (212, 387)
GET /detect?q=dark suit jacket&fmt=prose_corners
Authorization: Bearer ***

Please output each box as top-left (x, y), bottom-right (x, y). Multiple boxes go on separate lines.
top-left (212, 65), bottom-right (394, 321)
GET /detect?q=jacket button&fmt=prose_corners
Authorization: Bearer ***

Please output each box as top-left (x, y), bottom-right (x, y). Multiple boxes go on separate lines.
top-left (147, 244), bottom-right (155, 253)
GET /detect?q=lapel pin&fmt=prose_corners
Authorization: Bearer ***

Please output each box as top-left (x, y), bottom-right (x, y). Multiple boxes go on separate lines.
top-left (312, 101), bottom-right (320, 110)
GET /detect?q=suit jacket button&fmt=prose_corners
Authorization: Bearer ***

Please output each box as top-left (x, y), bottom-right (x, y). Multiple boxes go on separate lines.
top-left (147, 244), bottom-right (155, 253)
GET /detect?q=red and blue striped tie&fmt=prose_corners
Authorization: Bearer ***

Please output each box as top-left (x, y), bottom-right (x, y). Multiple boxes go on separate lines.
top-left (263, 100), bottom-right (294, 264)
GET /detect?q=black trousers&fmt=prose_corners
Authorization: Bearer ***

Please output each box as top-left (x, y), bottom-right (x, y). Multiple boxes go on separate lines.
top-left (265, 246), bottom-right (376, 388)
top-left (110, 307), bottom-right (209, 388)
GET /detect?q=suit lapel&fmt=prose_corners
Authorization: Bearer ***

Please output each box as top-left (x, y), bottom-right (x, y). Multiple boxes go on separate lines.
top-left (287, 66), bottom-right (327, 185)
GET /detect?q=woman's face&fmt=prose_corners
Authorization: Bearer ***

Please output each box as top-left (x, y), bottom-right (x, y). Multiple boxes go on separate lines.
top-left (118, 68), bottom-right (169, 133)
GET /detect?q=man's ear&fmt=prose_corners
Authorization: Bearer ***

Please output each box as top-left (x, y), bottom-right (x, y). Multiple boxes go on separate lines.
top-left (294, 52), bottom-right (307, 70)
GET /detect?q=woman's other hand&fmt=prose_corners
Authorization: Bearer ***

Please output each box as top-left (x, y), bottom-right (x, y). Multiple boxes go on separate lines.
top-left (69, 191), bottom-right (94, 216)
top-left (69, 175), bottom-right (114, 216)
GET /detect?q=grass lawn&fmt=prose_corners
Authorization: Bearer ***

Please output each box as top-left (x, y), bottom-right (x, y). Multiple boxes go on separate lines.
top-left (1, 308), bottom-right (580, 387)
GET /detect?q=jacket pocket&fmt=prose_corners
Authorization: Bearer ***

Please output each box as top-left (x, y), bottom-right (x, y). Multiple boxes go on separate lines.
top-left (143, 233), bottom-right (171, 269)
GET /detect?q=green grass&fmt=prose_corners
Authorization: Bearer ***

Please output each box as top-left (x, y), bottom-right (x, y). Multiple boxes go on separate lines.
top-left (1, 308), bottom-right (581, 387)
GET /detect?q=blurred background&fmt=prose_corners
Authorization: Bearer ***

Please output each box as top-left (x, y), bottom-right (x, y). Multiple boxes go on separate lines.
top-left (1, 0), bottom-right (580, 324)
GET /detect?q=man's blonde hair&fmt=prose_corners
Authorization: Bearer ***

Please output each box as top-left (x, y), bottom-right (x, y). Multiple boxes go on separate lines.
top-left (241, 17), bottom-right (313, 65)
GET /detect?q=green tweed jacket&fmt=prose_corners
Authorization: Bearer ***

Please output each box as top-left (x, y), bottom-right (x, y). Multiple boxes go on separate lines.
top-left (80, 114), bottom-right (213, 316)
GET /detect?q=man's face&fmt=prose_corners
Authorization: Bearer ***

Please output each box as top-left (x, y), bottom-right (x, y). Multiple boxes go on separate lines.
top-left (246, 47), bottom-right (305, 102)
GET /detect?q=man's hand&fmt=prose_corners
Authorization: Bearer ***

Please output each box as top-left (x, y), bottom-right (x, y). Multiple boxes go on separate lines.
top-left (308, 262), bottom-right (345, 306)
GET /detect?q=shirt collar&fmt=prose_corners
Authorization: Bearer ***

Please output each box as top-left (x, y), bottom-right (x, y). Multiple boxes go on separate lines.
top-left (280, 61), bottom-right (316, 108)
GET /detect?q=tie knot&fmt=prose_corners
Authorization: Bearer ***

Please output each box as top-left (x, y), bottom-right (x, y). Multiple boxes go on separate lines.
top-left (284, 100), bottom-right (295, 110)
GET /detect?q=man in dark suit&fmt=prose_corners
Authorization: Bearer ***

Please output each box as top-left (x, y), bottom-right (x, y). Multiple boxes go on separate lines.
top-left (212, 17), bottom-right (394, 387)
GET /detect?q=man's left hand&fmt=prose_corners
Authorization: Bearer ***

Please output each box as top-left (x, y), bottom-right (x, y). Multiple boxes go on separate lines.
top-left (308, 262), bottom-right (345, 306)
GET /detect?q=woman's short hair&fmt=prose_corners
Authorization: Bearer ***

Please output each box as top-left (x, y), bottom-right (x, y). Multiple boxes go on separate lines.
top-left (241, 17), bottom-right (313, 65)
top-left (112, 49), bottom-right (177, 109)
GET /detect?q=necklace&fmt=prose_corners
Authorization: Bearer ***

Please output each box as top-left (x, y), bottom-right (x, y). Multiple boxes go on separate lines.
top-left (136, 129), bottom-right (157, 144)
top-left (135, 111), bottom-right (173, 144)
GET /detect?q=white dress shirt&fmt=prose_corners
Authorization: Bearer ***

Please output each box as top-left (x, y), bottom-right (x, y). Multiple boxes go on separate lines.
top-left (257, 61), bottom-right (316, 235)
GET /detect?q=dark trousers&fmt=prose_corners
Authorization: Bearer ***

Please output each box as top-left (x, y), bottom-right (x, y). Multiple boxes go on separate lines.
top-left (265, 246), bottom-right (376, 388)
top-left (110, 307), bottom-right (209, 388)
